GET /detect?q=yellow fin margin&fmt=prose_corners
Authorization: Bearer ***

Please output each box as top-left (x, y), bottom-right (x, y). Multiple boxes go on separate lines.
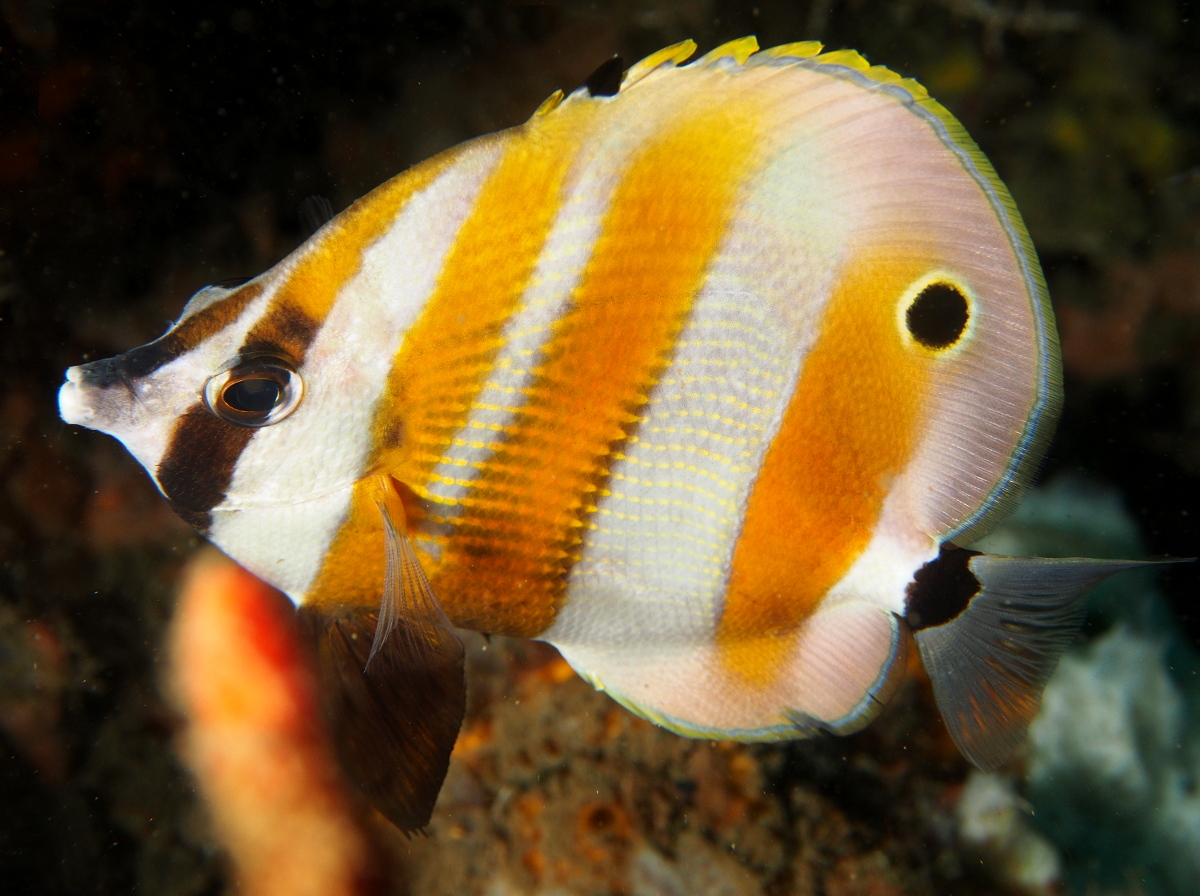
top-left (759, 38), bottom-right (1056, 541)
top-left (623, 39), bottom-right (697, 87)
top-left (523, 35), bottom-right (1055, 543)
top-left (697, 35), bottom-right (759, 65)
top-left (812, 48), bottom-right (869, 71)
top-left (760, 40), bottom-right (824, 60)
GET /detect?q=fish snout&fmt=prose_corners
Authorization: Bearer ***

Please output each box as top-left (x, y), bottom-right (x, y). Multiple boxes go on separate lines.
top-left (70, 356), bottom-right (126, 389)
top-left (59, 355), bottom-right (137, 430)
top-left (58, 376), bottom-right (94, 426)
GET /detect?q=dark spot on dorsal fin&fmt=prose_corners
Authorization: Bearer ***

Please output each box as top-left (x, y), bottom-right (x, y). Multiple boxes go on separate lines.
top-left (583, 55), bottom-right (624, 97)
top-left (906, 282), bottom-right (970, 350)
top-left (299, 195), bottom-right (335, 236)
top-left (905, 544), bottom-right (982, 631)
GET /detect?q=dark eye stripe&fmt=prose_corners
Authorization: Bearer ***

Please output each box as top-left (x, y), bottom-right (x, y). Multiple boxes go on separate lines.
top-left (153, 294), bottom-right (325, 523)
top-left (141, 272), bottom-right (331, 524)
top-left (149, 262), bottom-right (330, 525)
top-left (157, 402), bottom-right (257, 529)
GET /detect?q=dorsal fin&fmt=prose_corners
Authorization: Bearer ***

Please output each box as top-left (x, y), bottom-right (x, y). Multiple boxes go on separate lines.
top-left (299, 195), bottom-right (335, 236)
top-left (758, 40), bottom-right (824, 60)
top-left (622, 38), bottom-right (697, 87)
top-left (532, 88), bottom-right (565, 117)
top-left (528, 36), bottom-right (942, 126)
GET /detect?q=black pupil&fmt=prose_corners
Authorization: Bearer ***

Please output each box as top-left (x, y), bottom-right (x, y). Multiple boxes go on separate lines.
top-left (225, 377), bottom-right (282, 414)
top-left (906, 282), bottom-right (969, 349)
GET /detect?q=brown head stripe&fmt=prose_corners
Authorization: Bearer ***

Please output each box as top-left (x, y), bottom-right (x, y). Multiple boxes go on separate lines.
top-left (154, 145), bottom-right (463, 533)
top-left (238, 301), bottom-right (321, 363)
top-left (120, 282), bottom-right (265, 378)
top-left (158, 405), bottom-right (257, 533)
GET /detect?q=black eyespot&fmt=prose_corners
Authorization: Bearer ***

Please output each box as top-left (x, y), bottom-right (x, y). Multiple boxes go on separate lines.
top-left (204, 357), bottom-right (304, 427)
top-left (906, 282), bottom-right (970, 350)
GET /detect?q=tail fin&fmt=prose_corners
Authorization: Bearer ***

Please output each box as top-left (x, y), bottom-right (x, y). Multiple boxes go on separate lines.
top-left (911, 554), bottom-right (1171, 770)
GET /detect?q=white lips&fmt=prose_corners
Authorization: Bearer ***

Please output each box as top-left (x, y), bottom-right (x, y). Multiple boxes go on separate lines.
top-left (58, 373), bottom-right (95, 427)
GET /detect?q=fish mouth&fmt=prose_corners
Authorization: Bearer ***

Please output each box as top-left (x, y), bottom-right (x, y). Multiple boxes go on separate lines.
top-left (59, 372), bottom-right (97, 427)
top-left (59, 355), bottom-right (139, 430)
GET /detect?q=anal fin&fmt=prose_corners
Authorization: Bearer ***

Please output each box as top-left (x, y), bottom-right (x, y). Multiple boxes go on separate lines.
top-left (553, 600), bottom-right (908, 741)
top-left (298, 476), bottom-right (465, 831)
top-left (912, 554), bottom-right (1175, 771)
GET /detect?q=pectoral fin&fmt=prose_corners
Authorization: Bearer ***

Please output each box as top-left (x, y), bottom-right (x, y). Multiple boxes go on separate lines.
top-left (909, 551), bottom-right (1171, 771)
top-left (298, 476), bottom-right (464, 831)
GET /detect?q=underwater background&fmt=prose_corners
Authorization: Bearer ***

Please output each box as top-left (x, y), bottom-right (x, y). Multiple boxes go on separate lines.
top-left (2, 1), bottom-right (1199, 894)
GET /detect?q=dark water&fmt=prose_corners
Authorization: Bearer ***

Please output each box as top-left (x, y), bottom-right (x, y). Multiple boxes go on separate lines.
top-left (2, 2), bottom-right (1199, 894)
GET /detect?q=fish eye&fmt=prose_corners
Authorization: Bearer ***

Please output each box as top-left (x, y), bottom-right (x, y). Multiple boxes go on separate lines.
top-left (204, 357), bottom-right (304, 427)
top-left (902, 278), bottom-right (971, 351)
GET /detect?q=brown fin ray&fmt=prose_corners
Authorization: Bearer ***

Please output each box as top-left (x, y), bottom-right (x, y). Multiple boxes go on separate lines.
top-left (297, 476), bottom-right (465, 831)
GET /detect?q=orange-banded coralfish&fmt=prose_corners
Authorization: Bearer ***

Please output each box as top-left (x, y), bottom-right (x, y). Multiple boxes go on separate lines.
top-left (59, 38), bottom-right (1152, 830)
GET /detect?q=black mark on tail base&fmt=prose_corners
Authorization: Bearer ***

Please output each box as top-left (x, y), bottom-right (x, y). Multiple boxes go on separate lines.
top-left (905, 544), bottom-right (982, 631)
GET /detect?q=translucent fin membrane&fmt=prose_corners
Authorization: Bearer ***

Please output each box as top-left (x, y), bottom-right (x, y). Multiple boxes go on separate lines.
top-left (914, 556), bottom-right (1166, 771)
top-left (368, 477), bottom-right (456, 671)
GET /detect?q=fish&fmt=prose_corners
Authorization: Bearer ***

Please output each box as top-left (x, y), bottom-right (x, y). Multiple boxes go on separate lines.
top-left (58, 37), bottom-right (1155, 830)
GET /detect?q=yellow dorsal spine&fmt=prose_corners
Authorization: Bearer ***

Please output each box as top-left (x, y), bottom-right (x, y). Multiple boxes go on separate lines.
top-left (697, 36), bottom-right (760, 65)
top-left (759, 40), bottom-right (824, 60)
top-left (533, 89), bottom-right (565, 117)
top-left (813, 48), bottom-right (870, 71)
top-left (623, 39), bottom-right (697, 88)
